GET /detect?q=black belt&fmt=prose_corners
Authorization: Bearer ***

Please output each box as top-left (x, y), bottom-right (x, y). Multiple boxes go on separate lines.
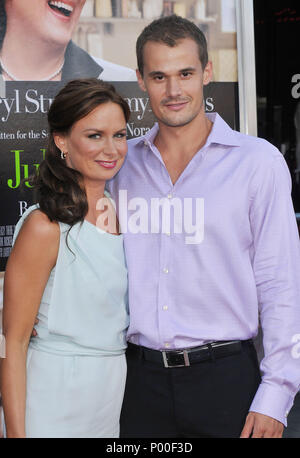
top-left (127, 340), bottom-right (253, 368)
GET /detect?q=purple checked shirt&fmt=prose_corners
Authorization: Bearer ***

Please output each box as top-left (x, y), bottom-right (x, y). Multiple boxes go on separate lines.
top-left (107, 113), bottom-right (300, 426)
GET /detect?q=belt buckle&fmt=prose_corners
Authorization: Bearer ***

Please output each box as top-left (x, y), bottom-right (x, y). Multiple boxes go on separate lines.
top-left (162, 349), bottom-right (190, 368)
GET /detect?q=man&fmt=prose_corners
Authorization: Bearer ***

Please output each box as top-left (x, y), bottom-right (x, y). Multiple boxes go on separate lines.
top-left (107, 15), bottom-right (300, 438)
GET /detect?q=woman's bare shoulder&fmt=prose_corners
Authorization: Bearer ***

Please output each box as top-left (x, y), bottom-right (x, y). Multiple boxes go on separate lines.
top-left (16, 209), bottom-right (60, 244)
top-left (5, 209), bottom-right (60, 280)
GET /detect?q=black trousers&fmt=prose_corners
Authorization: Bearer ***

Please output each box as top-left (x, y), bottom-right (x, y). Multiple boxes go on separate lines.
top-left (120, 341), bottom-right (261, 438)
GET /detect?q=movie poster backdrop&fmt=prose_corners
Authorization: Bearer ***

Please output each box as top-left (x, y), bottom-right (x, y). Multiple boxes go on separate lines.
top-left (0, 0), bottom-right (239, 272)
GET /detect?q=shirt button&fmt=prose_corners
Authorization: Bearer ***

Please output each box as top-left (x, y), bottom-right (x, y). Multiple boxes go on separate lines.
top-left (164, 343), bottom-right (170, 348)
top-left (163, 305), bottom-right (168, 311)
top-left (165, 231), bottom-right (171, 236)
top-left (167, 193), bottom-right (173, 199)
top-left (163, 268), bottom-right (169, 274)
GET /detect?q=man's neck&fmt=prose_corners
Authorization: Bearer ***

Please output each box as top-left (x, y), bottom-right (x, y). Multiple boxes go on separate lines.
top-left (153, 114), bottom-right (213, 185)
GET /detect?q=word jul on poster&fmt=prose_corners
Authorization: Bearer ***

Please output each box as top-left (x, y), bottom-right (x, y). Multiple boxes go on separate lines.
top-left (7, 148), bottom-right (46, 189)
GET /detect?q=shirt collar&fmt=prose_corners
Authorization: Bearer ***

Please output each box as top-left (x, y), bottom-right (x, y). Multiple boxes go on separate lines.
top-left (204, 113), bottom-right (241, 147)
top-left (134, 113), bottom-right (241, 149)
top-left (134, 122), bottom-right (159, 148)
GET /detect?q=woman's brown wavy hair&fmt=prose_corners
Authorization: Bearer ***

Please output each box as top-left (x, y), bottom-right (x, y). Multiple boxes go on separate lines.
top-left (32, 78), bottom-right (130, 226)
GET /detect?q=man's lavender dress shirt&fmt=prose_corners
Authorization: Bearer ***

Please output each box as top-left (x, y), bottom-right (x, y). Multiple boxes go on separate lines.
top-left (107, 113), bottom-right (300, 426)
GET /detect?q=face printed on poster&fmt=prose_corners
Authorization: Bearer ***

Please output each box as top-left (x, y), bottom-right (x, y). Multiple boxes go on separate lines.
top-left (0, 0), bottom-right (136, 82)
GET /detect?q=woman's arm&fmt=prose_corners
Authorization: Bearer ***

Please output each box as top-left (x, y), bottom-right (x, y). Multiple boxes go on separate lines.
top-left (0, 210), bottom-right (59, 437)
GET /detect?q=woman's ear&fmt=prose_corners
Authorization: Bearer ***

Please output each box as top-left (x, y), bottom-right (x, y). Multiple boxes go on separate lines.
top-left (53, 133), bottom-right (67, 153)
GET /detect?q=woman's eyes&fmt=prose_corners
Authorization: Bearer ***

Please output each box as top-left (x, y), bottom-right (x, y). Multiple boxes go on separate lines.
top-left (115, 132), bottom-right (127, 139)
top-left (88, 133), bottom-right (101, 139)
top-left (88, 132), bottom-right (126, 139)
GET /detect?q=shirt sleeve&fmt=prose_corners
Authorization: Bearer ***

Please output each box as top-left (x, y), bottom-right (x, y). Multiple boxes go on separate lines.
top-left (249, 152), bottom-right (300, 426)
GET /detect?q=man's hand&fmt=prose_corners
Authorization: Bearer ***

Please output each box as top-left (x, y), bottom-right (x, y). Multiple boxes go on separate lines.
top-left (240, 412), bottom-right (284, 438)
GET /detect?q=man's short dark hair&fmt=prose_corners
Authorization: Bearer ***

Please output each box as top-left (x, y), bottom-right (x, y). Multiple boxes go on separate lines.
top-left (136, 15), bottom-right (208, 77)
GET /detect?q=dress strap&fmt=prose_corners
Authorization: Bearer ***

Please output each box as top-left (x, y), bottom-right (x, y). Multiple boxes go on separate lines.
top-left (13, 204), bottom-right (40, 244)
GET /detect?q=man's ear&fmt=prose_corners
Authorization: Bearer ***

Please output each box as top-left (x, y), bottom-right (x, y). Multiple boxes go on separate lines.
top-left (136, 69), bottom-right (146, 92)
top-left (203, 61), bottom-right (213, 86)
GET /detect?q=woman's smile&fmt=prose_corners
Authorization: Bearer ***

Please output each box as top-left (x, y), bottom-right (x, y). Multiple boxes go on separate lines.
top-left (95, 160), bottom-right (118, 169)
top-left (48, 1), bottom-right (75, 20)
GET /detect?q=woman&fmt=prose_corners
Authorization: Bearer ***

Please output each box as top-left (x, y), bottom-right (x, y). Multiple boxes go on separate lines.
top-left (0, 78), bottom-right (131, 438)
top-left (0, 0), bottom-right (136, 81)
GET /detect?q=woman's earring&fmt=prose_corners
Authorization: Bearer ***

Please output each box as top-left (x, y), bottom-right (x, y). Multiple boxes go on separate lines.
top-left (60, 150), bottom-right (67, 160)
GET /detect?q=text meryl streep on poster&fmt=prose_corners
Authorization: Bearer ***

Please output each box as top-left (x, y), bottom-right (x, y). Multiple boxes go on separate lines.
top-left (0, 89), bottom-right (54, 122)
